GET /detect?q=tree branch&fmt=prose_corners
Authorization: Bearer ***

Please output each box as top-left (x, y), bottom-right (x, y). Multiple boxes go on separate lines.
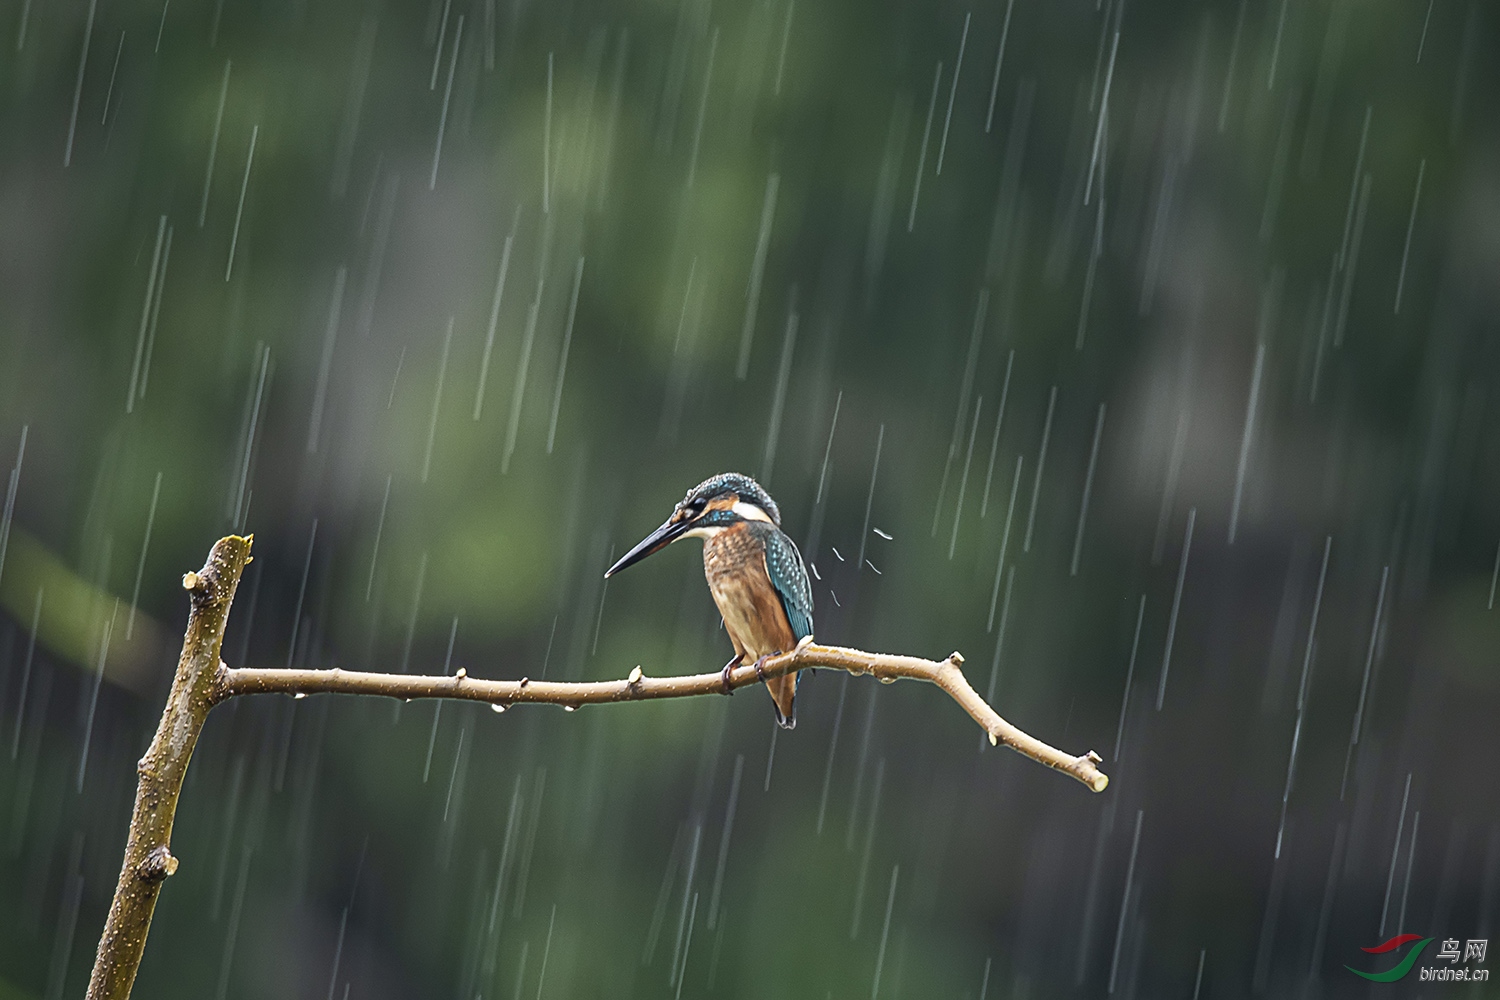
top-left (220, 644), bottom-right (1109, 791)
top-left (88, 535), bottom-right (1108, 1000)
top-left (87, 535), bottom-right (252, 1000)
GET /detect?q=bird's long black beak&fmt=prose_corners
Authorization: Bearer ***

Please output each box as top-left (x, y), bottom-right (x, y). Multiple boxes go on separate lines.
top-left (604, 516), bottom-right (691, 578)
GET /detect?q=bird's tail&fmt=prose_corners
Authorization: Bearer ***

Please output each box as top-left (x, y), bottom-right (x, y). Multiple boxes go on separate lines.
top-left (765, 671), bottom-right (797, 730)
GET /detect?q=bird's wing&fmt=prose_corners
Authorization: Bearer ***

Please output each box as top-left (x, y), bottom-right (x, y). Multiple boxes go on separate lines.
top-left (762, 527), bottom-right (814, 642)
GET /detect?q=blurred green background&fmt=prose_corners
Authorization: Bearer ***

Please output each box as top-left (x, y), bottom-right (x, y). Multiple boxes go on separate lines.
top-left (1, 0), bottom-right (1498, 996)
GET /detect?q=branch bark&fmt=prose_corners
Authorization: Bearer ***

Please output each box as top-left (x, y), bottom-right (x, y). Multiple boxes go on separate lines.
top-left (87, 535), bottom-right (252, 1000)
top-left (88, 535), bottom-right (1108, 1000)
top-left (220, 644), bottom-right (1109, 791)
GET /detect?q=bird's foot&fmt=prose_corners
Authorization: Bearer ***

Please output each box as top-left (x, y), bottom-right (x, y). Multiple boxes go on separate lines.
top-left (720, 655), bottom-right (740, 695)
top-left (752, 654), bottom-right (771, 684)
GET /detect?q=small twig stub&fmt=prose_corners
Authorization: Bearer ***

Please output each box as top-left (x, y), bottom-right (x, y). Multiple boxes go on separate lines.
top-left (137, 846), bottom-right (178, 881)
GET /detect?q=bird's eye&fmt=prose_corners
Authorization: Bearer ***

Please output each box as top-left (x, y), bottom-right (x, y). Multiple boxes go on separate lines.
top-left (687, 499), bottom-right (706, 513)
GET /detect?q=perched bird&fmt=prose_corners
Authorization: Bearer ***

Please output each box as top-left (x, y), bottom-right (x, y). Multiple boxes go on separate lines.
top-left (605, 473), bottom-right (814, 728)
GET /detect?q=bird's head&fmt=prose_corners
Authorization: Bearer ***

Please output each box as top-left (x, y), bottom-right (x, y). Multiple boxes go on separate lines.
top-left (604, 473), bottom-right (781, 578)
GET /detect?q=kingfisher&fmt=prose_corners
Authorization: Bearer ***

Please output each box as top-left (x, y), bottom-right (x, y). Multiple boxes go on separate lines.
top-left (605, 472), bottom-right (814, 729)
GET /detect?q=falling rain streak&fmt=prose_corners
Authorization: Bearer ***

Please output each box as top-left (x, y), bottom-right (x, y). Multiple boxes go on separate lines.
top-left (474, 226), bottom-right (517, 421)
top-left (1157, 507), bottom-right (1195, 710)
top-left (430, 15), bottom-right (464, 190)
top-left (225, 125), bottom-right (259, 282)
top-left (988, 454), bottom-right (1022, 631)
top-left (1114, 594), bottom-right (1145, 761)
top-left (1379, 773), bottom-right (1413, 937)
top-left (934, 13), bottom-right (969, 176)
top-left (422, 318), bottom-right (454, 483)
top-left (307, 266), bottom-right (348, 453)
top-left (978, 350), bottom-right (1013, 518)
top-left (1228, 340), bottom-right (1265, 545)
top-left (738, 173), bottom-right (780, 379)
top-left (127, 217), bottom-right (168, 413)
top-left (934, 290), bottom-right (988, 536)
top-left (761, 290), bottom-right (799, 482)
top-left (908, 62), bottom-right (942, 232)
top-left (1109, 810), bottom-right (1143, 995)
top-left (231, 345), bottom-right (271, 531)
top-left (870, 864), bottom-right (899, 1000)
top-left (63, 0), bottom-right (97, 167)
top-left (1022, 385), bottom-right (1056, 553)
top-left (502, 276), bottom-right (545, 474)
top-left (1275, 535), bottom-right (1331, 859)
top-left (1341, 564), bottom-right (1388, 798)
top-left (984, 0), bottom-right (1015, 133)
top-left (1394, 159), bottom-right (1425, 314)
top-left (1084, 18), bottom-right (1119, 207)
top-left (547, 256), bottom-right (586, 453)
top-left (199, 61), bottom-right (231, 226)
top-left (0, 427), bottom-right (28, 590)
top-left (856, 425), bottom-right (884, 572)
top-left (947, 393), bottom-right (983, 559)
top-left (1070, 403), bottom-right (1105, 575)
top-left (983, 563), bottom-right (1015, 732)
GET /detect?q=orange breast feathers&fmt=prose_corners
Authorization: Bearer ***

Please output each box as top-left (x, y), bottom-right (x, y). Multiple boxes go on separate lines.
top-left (702, 523), bottom-right (798, 660)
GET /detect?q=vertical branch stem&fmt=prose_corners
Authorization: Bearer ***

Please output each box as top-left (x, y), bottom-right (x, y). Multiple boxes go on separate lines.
top-left (86, 535), bottom-right (252, 1000)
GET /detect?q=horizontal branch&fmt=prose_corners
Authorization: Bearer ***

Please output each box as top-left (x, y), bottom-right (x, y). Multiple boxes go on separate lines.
top-left (219, 641), bottom-right (1108, 792)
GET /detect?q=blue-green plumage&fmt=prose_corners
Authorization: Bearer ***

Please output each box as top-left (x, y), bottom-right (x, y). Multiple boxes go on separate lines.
top-left (605, 472), bottom-right (813, 728)
top-left (761, 525), bottom-right (813, 642)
